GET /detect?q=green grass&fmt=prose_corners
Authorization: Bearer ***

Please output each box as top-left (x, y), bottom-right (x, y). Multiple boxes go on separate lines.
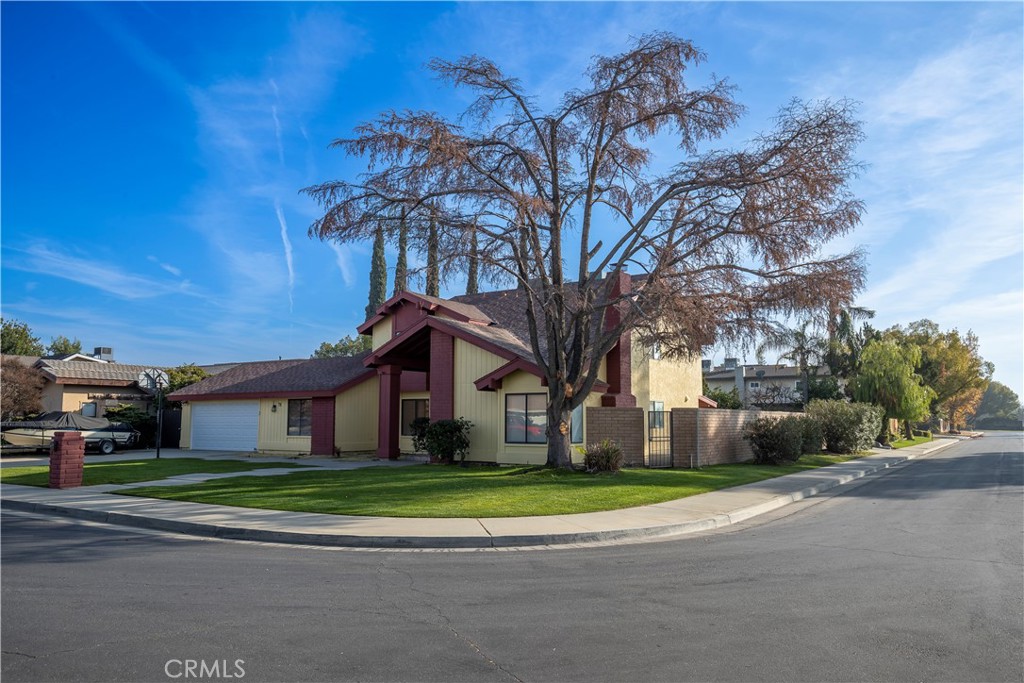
top-left (119, 453), bottom-right (862, 518)
top-left (0, 458), bottom-right (310, 487)
top-left (889, 435), bottom-right (933, 449)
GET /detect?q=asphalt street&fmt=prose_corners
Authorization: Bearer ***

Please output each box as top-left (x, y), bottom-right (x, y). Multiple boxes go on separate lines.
top-left (2, 433), bottom-right (1021, 683)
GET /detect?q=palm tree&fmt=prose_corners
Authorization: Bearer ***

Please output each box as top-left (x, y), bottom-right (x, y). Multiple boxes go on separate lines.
top-left (757, 321), bottom-right (828, 405)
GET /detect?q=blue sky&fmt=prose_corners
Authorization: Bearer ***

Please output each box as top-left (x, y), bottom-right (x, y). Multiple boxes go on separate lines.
top-left (2, 2), bottom-right (1022, 398)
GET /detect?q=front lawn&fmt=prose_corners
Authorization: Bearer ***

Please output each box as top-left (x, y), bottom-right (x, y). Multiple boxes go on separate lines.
top-left (120, 453), bottom-right (861, 518)
top-left (889, 435), bottom-right (933, 449)
top-left (0, 458), bottom-right (310, 487)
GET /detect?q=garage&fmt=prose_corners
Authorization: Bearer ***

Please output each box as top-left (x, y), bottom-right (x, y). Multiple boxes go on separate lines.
top-left (190, 401), bottom-right (259, 451)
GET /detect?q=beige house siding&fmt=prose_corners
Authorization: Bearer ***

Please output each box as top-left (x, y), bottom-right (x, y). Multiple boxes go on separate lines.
top-left (257, 398), bottom-right (312, 453)
top-left (371, 318), bottom-right (393, 350)
top-left (42, 384), bottom-right (149, 417)
top-left (179, 402), bottom-right (192, 449)
top-left (453, 339), bottom-right (505, 461)
top-left (335, 378), bottom-right (378, 452)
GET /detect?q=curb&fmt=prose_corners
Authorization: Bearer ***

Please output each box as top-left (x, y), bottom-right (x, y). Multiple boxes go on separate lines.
top-left (1, 440), bottom-right (957, 549)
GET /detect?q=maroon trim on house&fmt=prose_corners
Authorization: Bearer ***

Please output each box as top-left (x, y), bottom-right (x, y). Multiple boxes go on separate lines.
top-left (366, 316), bottom-right (522, 369)
top-left (429, 329), bottom-right (454, 421)
top-left (698, 395), bottom-right (718, 408)
top-left (401, 371), bottom-right (428, 393)
top-left (174, 370), bottom-right (376, 402)
top-left (310, 396), bottom-right (335, 456)
top-left (392, 299), bottom-right (422, 336)
top-left (356, 291), bottom-right (492, 335)
top-left (377, 364), bottom-right (402, 460)
top-left (600, 272), bottom-right (637, 407)
top-left (473, 359), bottom-right (544, 391)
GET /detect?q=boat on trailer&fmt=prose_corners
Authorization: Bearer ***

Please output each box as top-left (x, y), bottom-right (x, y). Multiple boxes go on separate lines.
top-left (1, 411), bottom-right (140, 454)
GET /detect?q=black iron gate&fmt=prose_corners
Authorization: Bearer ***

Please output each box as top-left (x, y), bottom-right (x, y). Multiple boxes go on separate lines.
top-left (648, 410), bottom-right (672, 467)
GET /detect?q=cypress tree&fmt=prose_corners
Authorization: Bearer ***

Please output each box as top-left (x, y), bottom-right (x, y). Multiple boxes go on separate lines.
top-left (425, 219), bottom-right (439, 297)
top-left (366, 223), bottom-right (387, 320)
top-left (393, 217), bottom-right (409, 295)
top-left (466, 229), bottom-right (479, 295)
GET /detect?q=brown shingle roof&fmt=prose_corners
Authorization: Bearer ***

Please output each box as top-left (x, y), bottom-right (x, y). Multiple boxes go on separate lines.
top-left (169, 354), bottom-right (373, 400)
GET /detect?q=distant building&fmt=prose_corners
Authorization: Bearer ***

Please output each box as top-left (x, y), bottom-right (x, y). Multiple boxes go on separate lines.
top-left (703, 358), bottom-right (828, 409)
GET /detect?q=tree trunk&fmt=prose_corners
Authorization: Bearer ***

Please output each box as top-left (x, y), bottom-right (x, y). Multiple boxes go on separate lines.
top-left (903, 420), bottom-right (913, 440)
top-left (545, 402), bottom-right (574, 469)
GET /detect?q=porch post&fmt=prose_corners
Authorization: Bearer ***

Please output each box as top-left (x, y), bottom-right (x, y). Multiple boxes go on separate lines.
top-left (377, 364), bottom-right (402, 460)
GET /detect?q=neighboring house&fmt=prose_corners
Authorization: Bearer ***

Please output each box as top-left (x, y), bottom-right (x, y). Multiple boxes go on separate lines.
top-left (34, 356), bottom-right (157, 418)
top-left (703, 358), bottom-right (827, 408)
top-left (2, 349), bottom-right (159, 418)
top-left (171, 274), bottom-right (706, 463)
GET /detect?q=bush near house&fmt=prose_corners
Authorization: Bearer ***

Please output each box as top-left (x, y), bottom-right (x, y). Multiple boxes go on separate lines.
top-left (423, 418), bottom-right (473, 465)
top-left (802, 417), bottom-right (825, 455)
top-left (806, 400), bottom-right (883, 454)
top-left (580, 439), bottom-right (624, 473)
top-left (747, 416), bottom-right (805, 465)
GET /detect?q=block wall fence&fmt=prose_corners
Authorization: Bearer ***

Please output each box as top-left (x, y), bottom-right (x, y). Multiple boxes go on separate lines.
top-left (585, 407), bottom-right (646, 467)
top-left (586, 406), bottom-right (798, 467)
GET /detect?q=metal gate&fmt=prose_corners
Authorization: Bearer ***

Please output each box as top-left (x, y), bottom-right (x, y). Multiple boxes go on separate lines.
top-left (647, 411), bottom-right (673, 467)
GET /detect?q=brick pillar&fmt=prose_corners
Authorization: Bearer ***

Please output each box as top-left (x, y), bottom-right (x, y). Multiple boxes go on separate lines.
top-left (601, 271), bottom-right (636, 407)
top-left (49, 431), bottom-right (85, 489)
top-left (310, 396), bottom-right (336, 456)
top-left (377, 365), bottom-right (402, 460)
top-left (429, 328), bottom-right (454, 421)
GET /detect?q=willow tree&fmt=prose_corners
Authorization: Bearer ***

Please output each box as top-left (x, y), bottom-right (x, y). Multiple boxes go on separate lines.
top-left (853, 339), bottom-right (935, 440)
top-left (306, 33), bottom-right (866, 469)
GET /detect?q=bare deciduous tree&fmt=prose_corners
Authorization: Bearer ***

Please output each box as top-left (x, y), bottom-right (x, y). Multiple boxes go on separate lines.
top-left (305, 33), bottom-right (866, 468)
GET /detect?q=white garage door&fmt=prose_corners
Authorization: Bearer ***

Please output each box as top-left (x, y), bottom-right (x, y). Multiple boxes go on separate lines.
top-left (191, 401), bottom-right (259, 451)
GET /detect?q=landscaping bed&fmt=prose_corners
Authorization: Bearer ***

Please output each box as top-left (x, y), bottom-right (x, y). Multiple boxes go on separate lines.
top-left (0, 458), bottom-right (310, 487)
top-left (119, 454), bottom-right (862, 518)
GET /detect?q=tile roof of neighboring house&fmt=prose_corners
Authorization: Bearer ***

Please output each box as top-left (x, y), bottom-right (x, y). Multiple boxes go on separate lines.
top-left (169, 354), bottom-right (374, 400)
top-left (2, 355), bottom-right (41, 368)
top-left (35, 359), bottom-right (156, 384)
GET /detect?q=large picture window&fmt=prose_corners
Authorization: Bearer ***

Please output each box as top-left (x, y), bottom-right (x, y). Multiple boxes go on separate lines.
top-left (401, 399), bottom-right (429, 436)
top-left (505, 393), bottom-right (547, 444)
top-left (287, 399), bottom-right (312, 436)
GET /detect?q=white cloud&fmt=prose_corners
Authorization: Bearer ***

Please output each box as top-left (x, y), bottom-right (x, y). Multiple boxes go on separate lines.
top-left (6, 244), bottom-right (203, 301)
top-left (274, 198), bottom-right (296, 312)
top-left (327, 242), bottom-right (355, 287)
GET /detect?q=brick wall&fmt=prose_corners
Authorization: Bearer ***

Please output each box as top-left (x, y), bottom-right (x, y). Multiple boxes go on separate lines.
top-left (49, 431), bottom-right (85, 489)
top-left (585, 407), bottom-right (645, 467)
top-left (671, 408), bottom-right (798, 467)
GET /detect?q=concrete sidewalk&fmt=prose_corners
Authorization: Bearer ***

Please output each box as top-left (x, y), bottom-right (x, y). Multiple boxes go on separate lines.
top-left (1, 439), bottom-right (959, 549)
